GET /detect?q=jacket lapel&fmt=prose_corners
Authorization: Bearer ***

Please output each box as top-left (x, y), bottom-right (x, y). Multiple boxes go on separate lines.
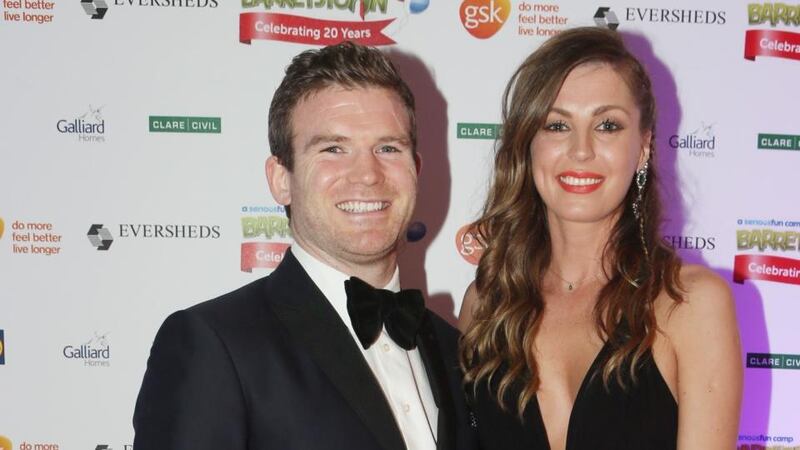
top-left (266, 250), bottom-right (406, 450)
top-left (416, 313), bottom-right (457, 450)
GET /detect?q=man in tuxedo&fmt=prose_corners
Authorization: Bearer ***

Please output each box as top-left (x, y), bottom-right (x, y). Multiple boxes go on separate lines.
top-left (133, 42), bottom-right (477, 450)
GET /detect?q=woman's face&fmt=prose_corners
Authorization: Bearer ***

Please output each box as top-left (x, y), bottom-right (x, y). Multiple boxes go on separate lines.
top-left (531, 62), bottom-right (651, 226)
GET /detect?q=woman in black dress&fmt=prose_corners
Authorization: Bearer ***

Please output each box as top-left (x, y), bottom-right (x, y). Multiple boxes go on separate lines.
top-left (458, 27), bottom-right (741, 450)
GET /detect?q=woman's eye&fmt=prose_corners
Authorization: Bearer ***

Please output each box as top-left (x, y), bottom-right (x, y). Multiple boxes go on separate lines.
top-left (598, 119), bottom-right (622, 132)
top-left (544, 120), bottom-right (568, 132)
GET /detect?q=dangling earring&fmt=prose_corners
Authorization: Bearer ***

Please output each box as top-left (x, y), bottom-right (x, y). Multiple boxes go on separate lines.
top-left (632, 161), bottom-right (649, 258)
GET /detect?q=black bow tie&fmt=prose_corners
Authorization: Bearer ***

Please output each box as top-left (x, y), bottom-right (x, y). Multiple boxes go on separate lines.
top-left (345, 276), bottom-right (426, 351)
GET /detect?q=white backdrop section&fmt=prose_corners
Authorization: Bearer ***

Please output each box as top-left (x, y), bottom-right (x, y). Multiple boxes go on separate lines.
top-left (1, 0), bottom-right (799, 448)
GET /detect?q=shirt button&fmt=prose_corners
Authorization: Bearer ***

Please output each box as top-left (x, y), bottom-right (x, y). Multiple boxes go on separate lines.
top-left (402, 403), bottom-right (410, 413)
top-left (381, 343), bottom-right (390, 352)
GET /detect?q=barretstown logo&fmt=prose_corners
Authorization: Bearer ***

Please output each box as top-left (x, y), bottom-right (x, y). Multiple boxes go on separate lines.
top-left (460, 0), bottom-right (510, 39)
top-left (240, 208), bottom-right (292, 272)
top-left (149, 116), bottom-right (221, 134)
top-left (757, 133), bottom-right (800, 151)
top-left (745, 3), bottom-right (800, 62)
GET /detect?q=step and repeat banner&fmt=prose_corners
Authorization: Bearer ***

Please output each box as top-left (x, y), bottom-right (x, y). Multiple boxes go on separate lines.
top-left (1, 1), bottom-right (799, 449)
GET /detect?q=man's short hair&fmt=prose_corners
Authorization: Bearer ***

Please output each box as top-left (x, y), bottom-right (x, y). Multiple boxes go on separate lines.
top-left (268, 41), bottom-right (417, 171)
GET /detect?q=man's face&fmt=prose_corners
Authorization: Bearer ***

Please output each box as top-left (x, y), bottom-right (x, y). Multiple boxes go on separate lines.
top-left (267, 85), bottom-right (419, 270)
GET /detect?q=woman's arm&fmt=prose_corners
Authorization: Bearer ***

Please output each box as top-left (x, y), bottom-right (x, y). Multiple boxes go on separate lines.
top-left (667, 264), bottom-right (742, 449)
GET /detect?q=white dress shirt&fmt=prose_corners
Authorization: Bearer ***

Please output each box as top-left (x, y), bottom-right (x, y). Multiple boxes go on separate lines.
top-left (292, 244), bottom-right (438, 450)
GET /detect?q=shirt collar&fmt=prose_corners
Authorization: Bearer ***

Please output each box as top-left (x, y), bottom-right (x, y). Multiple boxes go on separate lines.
top-left (291, 243), bottom-right (401, 332)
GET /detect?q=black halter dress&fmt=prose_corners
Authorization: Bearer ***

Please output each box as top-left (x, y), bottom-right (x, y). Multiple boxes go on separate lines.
top-left (469, 341), bottom-right (678, 450)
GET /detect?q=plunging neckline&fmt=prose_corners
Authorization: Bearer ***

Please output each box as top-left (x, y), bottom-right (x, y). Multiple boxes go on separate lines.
top-left (530, 340), bottom-right (611, 450)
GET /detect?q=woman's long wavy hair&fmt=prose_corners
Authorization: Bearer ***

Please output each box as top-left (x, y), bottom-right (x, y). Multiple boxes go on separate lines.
top-left (460, 27), bottom-right (684, 416)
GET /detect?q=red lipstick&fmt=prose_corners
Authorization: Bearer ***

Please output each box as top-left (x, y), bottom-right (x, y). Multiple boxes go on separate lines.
top-left (556, 171), bottom-right (605, 194)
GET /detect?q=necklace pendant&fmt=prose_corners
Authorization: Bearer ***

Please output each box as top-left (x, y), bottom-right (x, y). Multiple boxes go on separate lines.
top-left (567, 283), bottom-right (574, 291)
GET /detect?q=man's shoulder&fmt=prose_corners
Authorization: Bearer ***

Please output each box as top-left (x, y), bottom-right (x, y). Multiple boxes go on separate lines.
top-left (178, 269), bottom-right (290, 333)
top-left (425, 309), bottom-right (460, 348)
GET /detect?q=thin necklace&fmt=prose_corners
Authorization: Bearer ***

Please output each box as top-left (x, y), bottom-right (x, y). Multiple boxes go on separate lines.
top-left (550, 269), bottom-right (600, 291)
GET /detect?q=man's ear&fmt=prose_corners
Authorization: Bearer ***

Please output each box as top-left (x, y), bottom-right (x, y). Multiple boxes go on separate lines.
top-left (265, 156), bottom-right (291, 206)
top-left (414, 151), bottom-right (423, 176)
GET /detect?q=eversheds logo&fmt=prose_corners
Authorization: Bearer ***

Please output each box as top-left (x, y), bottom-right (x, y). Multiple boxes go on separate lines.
top-left (460, 0), bottom-right (510, 39)
top-left (594, 7), bottom-right (619, 30)
top-left (81, 0), bottom-right (108, 19)
top-left (87, 224), bottom-right (114, 251)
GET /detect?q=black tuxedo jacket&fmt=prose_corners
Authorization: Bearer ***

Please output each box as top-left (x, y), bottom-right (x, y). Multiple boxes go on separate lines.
top-left (133, 250), bottom-right (479, 450)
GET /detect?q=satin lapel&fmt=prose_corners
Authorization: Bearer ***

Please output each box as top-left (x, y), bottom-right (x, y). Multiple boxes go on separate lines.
top-left (416, 313), bottom-right (457, 450)
top-left (266, 251), bottom-right (406, 450)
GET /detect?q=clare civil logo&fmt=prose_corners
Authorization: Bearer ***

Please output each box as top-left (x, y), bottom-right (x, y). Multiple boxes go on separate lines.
top-left (460, 0), bottom-right (510, 39)
top-left (149, 116), bottom-right (221, 134)
top-left (758, 133), bottom-right (800, 151)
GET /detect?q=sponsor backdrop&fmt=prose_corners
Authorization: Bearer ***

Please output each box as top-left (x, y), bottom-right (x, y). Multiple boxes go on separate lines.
top-left (1, 0), bottom-right (798, 448)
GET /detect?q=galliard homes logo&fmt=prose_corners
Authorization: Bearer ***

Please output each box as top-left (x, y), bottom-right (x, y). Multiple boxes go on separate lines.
top-left (240, 206), bottom-right (291, 272)
top-left (57, 105), bottom-right (106, 143)
top-left (63, 331), bottom-right (111, 367)
top-left (594, 6), bottom-right (726, 28)
top-left (734, 218), bottom-right (800, 286)
top-left (240, 0), bottom-right (428, 46)
top-left (669, 121), bottom-right (717, 158)
top-left (149, 115), bottom-right (221, 134)
top-left (745, 3), bottom-right (800, 62)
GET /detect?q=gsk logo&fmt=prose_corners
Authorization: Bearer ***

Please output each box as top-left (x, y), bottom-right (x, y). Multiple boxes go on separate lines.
top-left (460, 0), bottom-right (510, 39)
top-left (0, 435), bottom-right (13, 450)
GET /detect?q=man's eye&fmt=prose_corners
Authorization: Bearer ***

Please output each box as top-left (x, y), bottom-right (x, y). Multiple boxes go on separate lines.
top-left (378, 145), bottom-right (400, 153)
top-left (544, 120), bottom-right (568, 132)
top-left (321, 146), bottom-right (342, 153)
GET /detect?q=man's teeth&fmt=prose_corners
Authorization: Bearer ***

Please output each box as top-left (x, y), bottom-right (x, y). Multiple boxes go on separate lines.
top-left (559, 176), bottom-right (602, 186)
top-left (336, 201), bottom-right (388, 213)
